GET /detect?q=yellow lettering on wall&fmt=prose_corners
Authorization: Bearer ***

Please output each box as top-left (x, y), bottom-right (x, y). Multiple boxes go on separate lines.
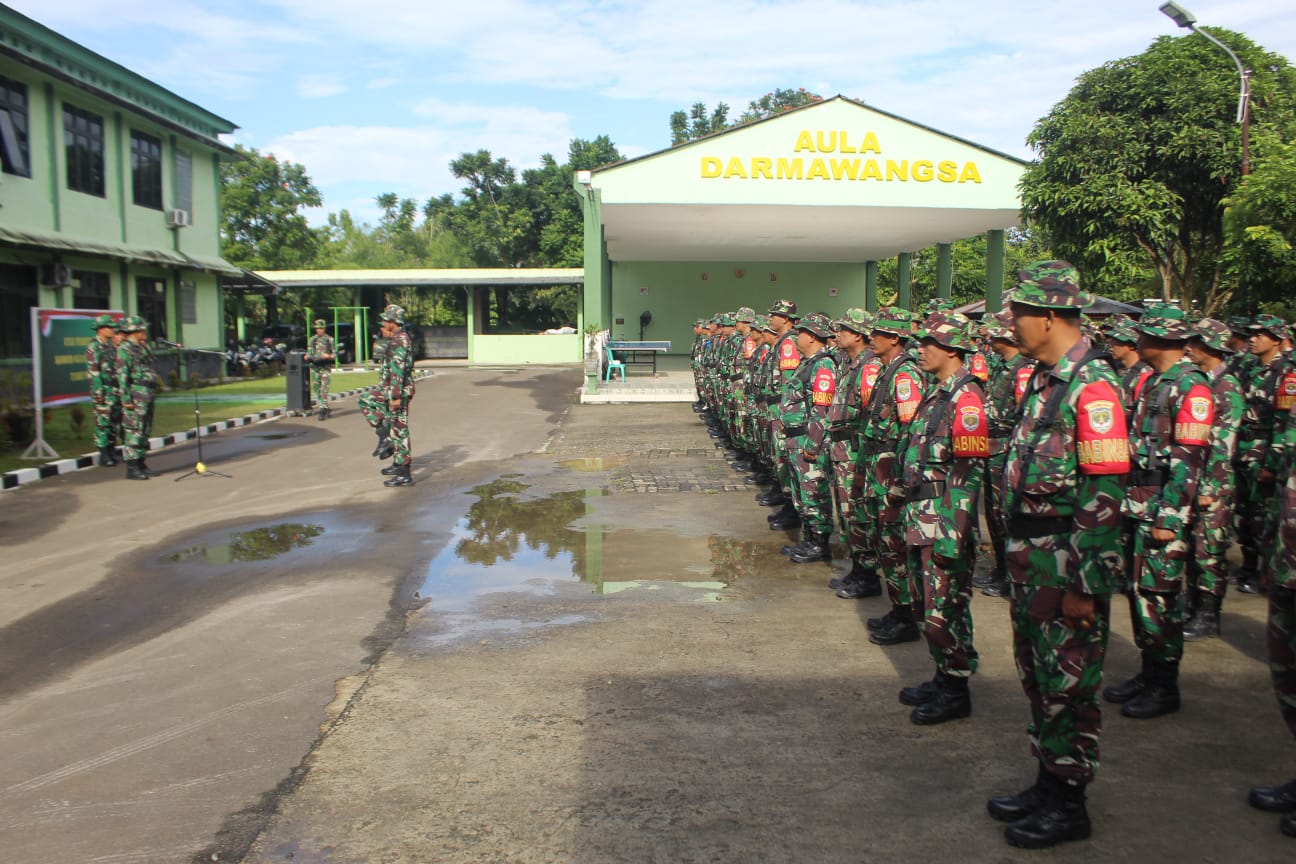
top-left (861, 159), bottom-right (883, 181)
top-left (701, 156), bottom-right (722, 178)
top-left (938, 160), bottom-right (958, 182)
top-left (777, 158), bottom-right (804, 180)
top-left (959, 162), bottom-right (982, 183)
top-left (859, 132), bottom-right (881, 154)
top-left (807, 158), bottom-right (829, 180)
top-left (886, 160), bottom-right (908, 181)
top-left (816, 130), bottom-right (836, 152)
top-left (724, 157), bottom-right (748, 179)
top-left (794, 130), bottom-right (815, 152)
top-left (751, 157), bottom-right (773, 179)
top-left (830, 159), bottom-right (859, 180)
top-left (913, 160), bottom-right (934, 182)
top-left (839, 132), bottom-right (856, 154)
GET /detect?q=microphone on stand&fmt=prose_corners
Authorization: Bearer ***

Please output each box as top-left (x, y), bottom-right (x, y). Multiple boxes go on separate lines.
top-left (157, 338), bottom-right (184, 348)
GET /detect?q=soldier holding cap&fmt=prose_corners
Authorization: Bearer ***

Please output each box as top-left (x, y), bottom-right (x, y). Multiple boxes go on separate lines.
top-left (86, 313), bottom-right (122, 467)
top-left (118, 316), bottom-right (160, 480)
top-left (306, 318), bottom-right (335, 420)
top-left (360, 305), bottom-right (417, 487)
top-left (987, 261), bottom-right (1128, 849)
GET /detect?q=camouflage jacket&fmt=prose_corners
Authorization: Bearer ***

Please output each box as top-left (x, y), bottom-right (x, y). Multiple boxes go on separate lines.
top-left (900, 369), bottom-right (989, 553)
top-left (781, 348), bottom-right (834, 444)
top-left (986, 353), bottom-right (1035, 453)
top-left (1003, 338), bottom-right (1129, 594)
top-left (1123, 358), bottom-right (1212, 532)
top-left (824, 350), bottom-right (867, 464)
top-left (769, 331), bottom-right (801, 418)
top-left (1265, 354), bottom-right (1296, 477)
top-left (86, 336), bottom-right (119, 402)
top-left (1236, 352), bottom-right (1293, 470)
top-left (306, 334), bottom-right (334, 362)
top-left (755, 340), bottom-right (779, 413)
top-left (117, 339), bottom-right (157, 398)
top-left (1198, 362), bottom-right (1244, 499)
top-left (380, 329), bottom-right (416, 402)
top-left (1278, 402), bottom-right (1296, 589)
top-left (859, 352), bottom-right (924, 499)
top-left (1118, 360), bottom-right (1153, 418)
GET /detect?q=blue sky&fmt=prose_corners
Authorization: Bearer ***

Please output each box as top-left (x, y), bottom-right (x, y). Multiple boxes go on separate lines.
top-left (15, 0), bottom-right (1295, 227)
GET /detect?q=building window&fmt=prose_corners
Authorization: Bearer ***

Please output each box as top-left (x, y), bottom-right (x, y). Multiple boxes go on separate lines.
top-left (73, 270), bottom-right (111, 310)
top-left (173, 148), bottom-right (193, 220)
top-left (135, 277), bottom-right (168, 342)
top-left (0, 264), bottom-right (38, 358)
top-left (131, 130), bottom-right (163, 210)
top-left (180, 281), bottom-right (197, 324)
top-left (63, 103), bottom-right (105, 197)
top-left (0, 75), bottom-right (29, 177)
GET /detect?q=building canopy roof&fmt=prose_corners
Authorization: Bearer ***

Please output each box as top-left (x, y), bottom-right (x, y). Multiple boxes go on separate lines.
top-left (254, 268), bottom-right (584, 288)
top-left (580, 96), bottom-right (1027, 263)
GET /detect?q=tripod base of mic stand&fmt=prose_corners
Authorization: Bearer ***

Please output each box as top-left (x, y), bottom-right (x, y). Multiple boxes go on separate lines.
top-left (174, 460), bottom-right (232, 481)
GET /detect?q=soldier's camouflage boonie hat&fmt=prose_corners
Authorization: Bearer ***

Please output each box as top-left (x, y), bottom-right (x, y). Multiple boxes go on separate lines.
top-left (871, 305), bottom-right (912, 337)
top-left (736, 306), bottom-right (757, 323)
top-left (1225, 315), bottom-right (1252, 337)
top-left (1011, 260), bottom-right (1092, 310)
top-left (924, 297), bottom-right (955, 314)
top-left (795, 312), bottom-right (833, 339)
top-left (379, 304), bottom-right (405, 324)
top-left (123, 315), bottom-right (147, 332)
top-left (835, 307), bottom-right (874, 336)
top-left (1107, 319), bottom-right (1139, 345)
top-left (754, 315), bottom-right (774, 333)
top-left (1135, 303), bottom-right (1192, 341)
top-left (917, 312), bottom-right (976, 353)
top-left (768, 299), bottom-right (799, 320)
top-left (985, 320), bottom-right (1016, 344)
top-left (1191, 318), bottom-right (1234, 354)
top-left (313, 318), bottom-right (327, 328)
top-left (716, 312), bottom-right (736, 327)
top-left (92, 313), bottom-right (117, 329)
top-left (1249, 313), bottom-right (1289, 341)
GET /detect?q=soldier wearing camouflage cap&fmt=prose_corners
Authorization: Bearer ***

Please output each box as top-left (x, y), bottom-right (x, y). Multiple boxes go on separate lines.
top-left (359, 304), bottom-right (417, 486)
top-left (306, 318), bottom-right (336, 420)
top-left (1104, 318), bottom-right (1153, 416)
top-left (86, 312), bottom-right (123, 467)
top-left (726, 309), bottom-right (764, 475)
top-left (117, 316), bottom-right (160, 480)
top-left (758, 301), bottom-right (807, 524)
top-left (990, 261), bottom-right (1129, 848)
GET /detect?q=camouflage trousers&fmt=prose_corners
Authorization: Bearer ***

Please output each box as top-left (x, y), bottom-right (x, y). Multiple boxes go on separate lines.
top-left (829, 450), bottom-right (863, 548)
top-left (120, 390), bottom-right (154, 462)
top-left (858, 492), bottom-right (911, 607)
top-left (1234, 461), bottom-right (1269, 578)
top-left (984, 449), bottom-right (1010, 578)
top-left (1188, 500), bottom-right (1231, 599)
top-left (1129, 521), bottom-right (1189, 665)
top-left (359, 392), bottom-right (412, 467)
top-left (1268, 585), bottom-right (1296, 739)
top-left (310, 366), bottom-right (331, 404)
top-left (1010, 580), bottom-right (1111, 786)
top-left (774, 426), bottom-right (798, 499)
top-left (92, 394), bottom-right (121, 449)
top-left (788, 436), bottom-right (832, 534)
top-left (909, 544), bottom-right (978, 678)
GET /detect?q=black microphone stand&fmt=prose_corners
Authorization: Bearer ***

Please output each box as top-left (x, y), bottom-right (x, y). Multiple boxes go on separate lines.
top-left (172, 344), bottom-right (232, 481)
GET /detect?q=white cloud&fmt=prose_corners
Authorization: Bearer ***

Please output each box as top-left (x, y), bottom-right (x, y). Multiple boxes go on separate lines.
top-left (296, 76), bottom-right (348, 99)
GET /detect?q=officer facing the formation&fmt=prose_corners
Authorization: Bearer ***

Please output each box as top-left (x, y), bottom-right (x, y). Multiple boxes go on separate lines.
top-left (897, 312), bottom-right (988, 725)
top-left (988, 261), bottom-right (1129, 849)
top-left (86, 313), bottom-right (122, 467)
top-left (306, 319), bottom-right (335, 420)
top-left (117, 316), bottom-right (160, 481)
top-left (359, 305), bottom-right (417, 487)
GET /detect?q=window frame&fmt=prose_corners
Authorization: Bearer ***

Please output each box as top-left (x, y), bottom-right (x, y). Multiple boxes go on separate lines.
top-left (130, 129), bottom-right (163, 210)
top-left (0, 74), bottom-right (30, 177)
top-left (63, 102), bottom-right (105, 197)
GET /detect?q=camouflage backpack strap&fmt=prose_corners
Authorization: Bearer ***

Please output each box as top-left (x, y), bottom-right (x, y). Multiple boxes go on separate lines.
top-left (916, 370), bottom-right (979, 468)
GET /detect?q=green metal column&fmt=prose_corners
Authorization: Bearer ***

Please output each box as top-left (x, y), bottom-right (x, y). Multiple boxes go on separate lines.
top-left (865, 261), bottom-right (878, 311)
top-left (896, 252), bottom-right (912, 310)
top-left (985, 229), bottom-right (1006, 314)
top-left (580, 186), bottom-right (607, 332)
top-left (466, 286), bottom-right (476, 365)
top-left (936, 243), bottom-right (952, 300)
top-left (235, 294), bottom-right (246, 341)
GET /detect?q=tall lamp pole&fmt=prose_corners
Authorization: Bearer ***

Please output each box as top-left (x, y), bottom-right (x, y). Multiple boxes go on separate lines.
top-left (1159, 1), bottom-right (1251, 175)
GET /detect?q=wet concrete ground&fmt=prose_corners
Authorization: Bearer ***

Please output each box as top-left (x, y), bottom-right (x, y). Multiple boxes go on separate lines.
top-left (3, 371), bottom-right (1294, 863)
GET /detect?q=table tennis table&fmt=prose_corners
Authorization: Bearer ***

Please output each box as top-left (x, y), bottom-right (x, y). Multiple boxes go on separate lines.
top-left (607, 340), bottom-right (671, 376)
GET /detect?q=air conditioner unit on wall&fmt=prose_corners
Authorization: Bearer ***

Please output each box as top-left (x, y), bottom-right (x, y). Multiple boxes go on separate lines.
top-left (40, 262), bottom-right (72, 287)
top-left (166, 208), bottom-right (191, 228)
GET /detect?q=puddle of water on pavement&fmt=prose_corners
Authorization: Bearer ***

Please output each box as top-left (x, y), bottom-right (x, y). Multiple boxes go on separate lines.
top-left (164, 522), bottom-right (324, 564)
top-left (248, 432), bottom-right (295, 440)
top-left (558, 456), bottom-right (627, 472)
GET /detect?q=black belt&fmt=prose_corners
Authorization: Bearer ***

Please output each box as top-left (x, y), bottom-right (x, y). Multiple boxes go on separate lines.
top-left (1007, 514), bottom-right (1071, 539)
top-left (905, 481), bottom-right (945, 502)
top-left (860, 438), bottom-right (898, 455)
top-left (729, 374), bottom-right (743, 381)
top-left (829, 428), bottom-right (856, 442)
top-left (783, 424), bottom-right (807, 437)
top-left (1129, 467), bottom-right (1170, 487)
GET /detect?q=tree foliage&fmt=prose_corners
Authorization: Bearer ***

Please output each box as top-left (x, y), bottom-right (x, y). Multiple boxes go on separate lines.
top-left (220, 145), bottom-right (323, 270)
top-left (670, 88), bottom-right (826, 145)
top-left (1222, 130), bottom-right (1296, 312)
top-left (1020, 30), bottom-right (1296, 314)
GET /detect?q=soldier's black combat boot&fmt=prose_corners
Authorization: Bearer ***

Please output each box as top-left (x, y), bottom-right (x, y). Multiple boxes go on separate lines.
top-left (910, 672), bottom-right (971, 725)
top-left (987, 762), bottom-right (1050, 823)
top-left (971, 570), bottom-right (995, 589)
top-left (782, 525), bottom-right (812, 556)
top-left (1121, 660), bottom-right (1180, 719)
top-left (125, 459), bottom-right (150, 480)
top-left (1004, 774), bottom-right (1091, 849)
top-left (869, 606), bottom-right (920, 645)
top-left (1103, 654), bottom-right (1153, 704)
top-left (1184, 594), bottom-right (1221, 640)
top-left (981, 572), bottom-right (1010, 598)
top-left (829, 559), bottom-right (866, 590)
top-left (138, 460), bottom-right (160, 477)
top-left (789, 531), bottom-right (831, 563)
top-left (371, 424), bottom-right (390, 457)
top-left (383, 465), bottom-right (413, 487)
top-left (1248, 777), bottom-right (1296, 812)
top-left (899, 674), bottom-right (941, 706)
top-left (381, 463), bottom-right (402, 475)
top-left (836, 569), bottom-right (882, 598)
top-left (1282, 812), bottom-right (1296, 838)
top-left (745, 468), bottom-right (771, 485)
top-left (768, 504), bottom-right (801, 530)
top-left (99, 447), bottom-right (119, 467)
top-left (756, 488), bottom-right (786, 506)
top-left (867, 608), bottom-right (897, 633)
top-left (317, 404), bottom-right (330, 420)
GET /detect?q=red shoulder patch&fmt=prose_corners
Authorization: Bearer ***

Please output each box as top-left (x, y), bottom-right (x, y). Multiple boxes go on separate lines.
top-left (1278, 370), bottom-right (1296, 413)
top-left (1014, 364), bottom-right (1034, 404)
top-left (1175, 382), bottom-right (1214, 446)
top-left (1076, 381), bottom-right (1130, 475)
top-left (894, 372), bottom-right (922, 424)
top-left (742, 337), bottom-right (756, 359)
top-left (951, 390), bottom-right (989, 457)
top-left (779, 340), bottom-right (799, 370)
top-left (969, 353), bottom-right (989, 383)
top-left (812, 366), bottom-right (836, 405)
top-left (859, 361), bottom-right (881, 406)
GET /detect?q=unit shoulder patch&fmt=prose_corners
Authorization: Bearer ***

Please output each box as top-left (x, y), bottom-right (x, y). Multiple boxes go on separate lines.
top-left (1076, 380), bottom-right (1131, 475)
top-left (1175, 382), bottom-right (1215, 446)
top-left (951, 390), bottom-right (989, 457)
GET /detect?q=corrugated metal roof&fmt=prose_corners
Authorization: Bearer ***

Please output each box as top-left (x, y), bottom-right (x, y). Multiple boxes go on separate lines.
top-left (0, 226), bottom-right (241, 274)
top-left (255, 268), bottom-right (585, 287)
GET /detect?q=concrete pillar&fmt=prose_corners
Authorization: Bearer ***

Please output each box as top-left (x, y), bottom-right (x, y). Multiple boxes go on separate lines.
top-left (985, 229), bottom-right (1006, 314)
top-left (865, 261), bottom-right (878, 311)
top-left (896, 252), bottom-right (912, 310)
top-left (936, 243), bottom-right (952, 300)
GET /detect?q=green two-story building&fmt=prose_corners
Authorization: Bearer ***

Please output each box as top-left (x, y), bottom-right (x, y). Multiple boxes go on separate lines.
top-left (0, 5), bottom-right (240, 364)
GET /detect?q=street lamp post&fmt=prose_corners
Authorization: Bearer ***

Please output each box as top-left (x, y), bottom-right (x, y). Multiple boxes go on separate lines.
top-left (1159, 1), bottom-right (1251, 175)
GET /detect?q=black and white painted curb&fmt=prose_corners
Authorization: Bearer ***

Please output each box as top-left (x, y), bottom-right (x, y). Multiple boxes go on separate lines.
top-left (1, 372), bottom-right (431, 492)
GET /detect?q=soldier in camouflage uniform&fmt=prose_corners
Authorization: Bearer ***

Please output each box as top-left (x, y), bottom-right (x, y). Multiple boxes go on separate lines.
top-left (897, 313), bottom-right (989, 724)
top-left (1105, 319), bottom-right (1153, 417)
top-left (986, 262), bottom-right (1129, 849)
top-left (306, 319), bottom-right (335, 420)
top-left (359, 305), bottom-right (417, 487)
top-left (1104, 304), bottom-right (1213, 720)
top-left (744, 316), bottom-right (777, 487)
top-left (780, 313), bottom-right (838, 562)
top-left (117, 316), bottom-right (160, 481)
top-left (86, 313), bottom-right (122, 467)
top-left (1183, 319), bottom-right (1245, 640)
top-left (1249, 399), bottom-right (1296, 837)
top-left (727, 308), bottom-right (760, 472)
top-left (761, 301), bottom-right (804, 530)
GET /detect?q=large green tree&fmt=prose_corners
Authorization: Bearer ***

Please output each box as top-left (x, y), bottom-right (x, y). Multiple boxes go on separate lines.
top-left (220, 145), bottom-right (323, 270)
top-left (1020, 30), bottom-right (1296, 313)
top-left (1222, 130), bottom-right (1296, 313)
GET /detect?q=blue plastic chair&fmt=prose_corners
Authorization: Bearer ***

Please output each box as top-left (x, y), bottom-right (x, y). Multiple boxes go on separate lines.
top-left (605, 346), bottom-right (627, 382)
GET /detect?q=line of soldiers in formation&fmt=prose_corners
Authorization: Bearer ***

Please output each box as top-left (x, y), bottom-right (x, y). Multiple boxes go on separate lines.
top-left (689, 260), bottom-right (1296, 849)
top-left (85, 313), bottom-right (163, 480)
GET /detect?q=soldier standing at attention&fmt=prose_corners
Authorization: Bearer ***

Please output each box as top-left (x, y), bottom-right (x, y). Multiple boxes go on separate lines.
top-left (86, 313), bottom-right (122, 467)
top-left (306, 319), bottom-right (335, 420)
top-left (1106, 319), bottom-right (1152, 417)
top-left (1104, 304), bottom-right (1213, 719)
top-left (897, 313), bottom-right (988, 724)
top-left (118, 316), bottom-right (160, 481)
top-left (780, 312), bottom-right (837, 561)
top-left (360, 305), bottom-right (417, 487)
top-left (1183, 319), bottom-right (1244, 640)
top-left (986, 262), bottom-right (1128, 849)
top-left (1235, 315), bottom-right (1290, 594)
top-left (762, 301), bottom-right (803, 530)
